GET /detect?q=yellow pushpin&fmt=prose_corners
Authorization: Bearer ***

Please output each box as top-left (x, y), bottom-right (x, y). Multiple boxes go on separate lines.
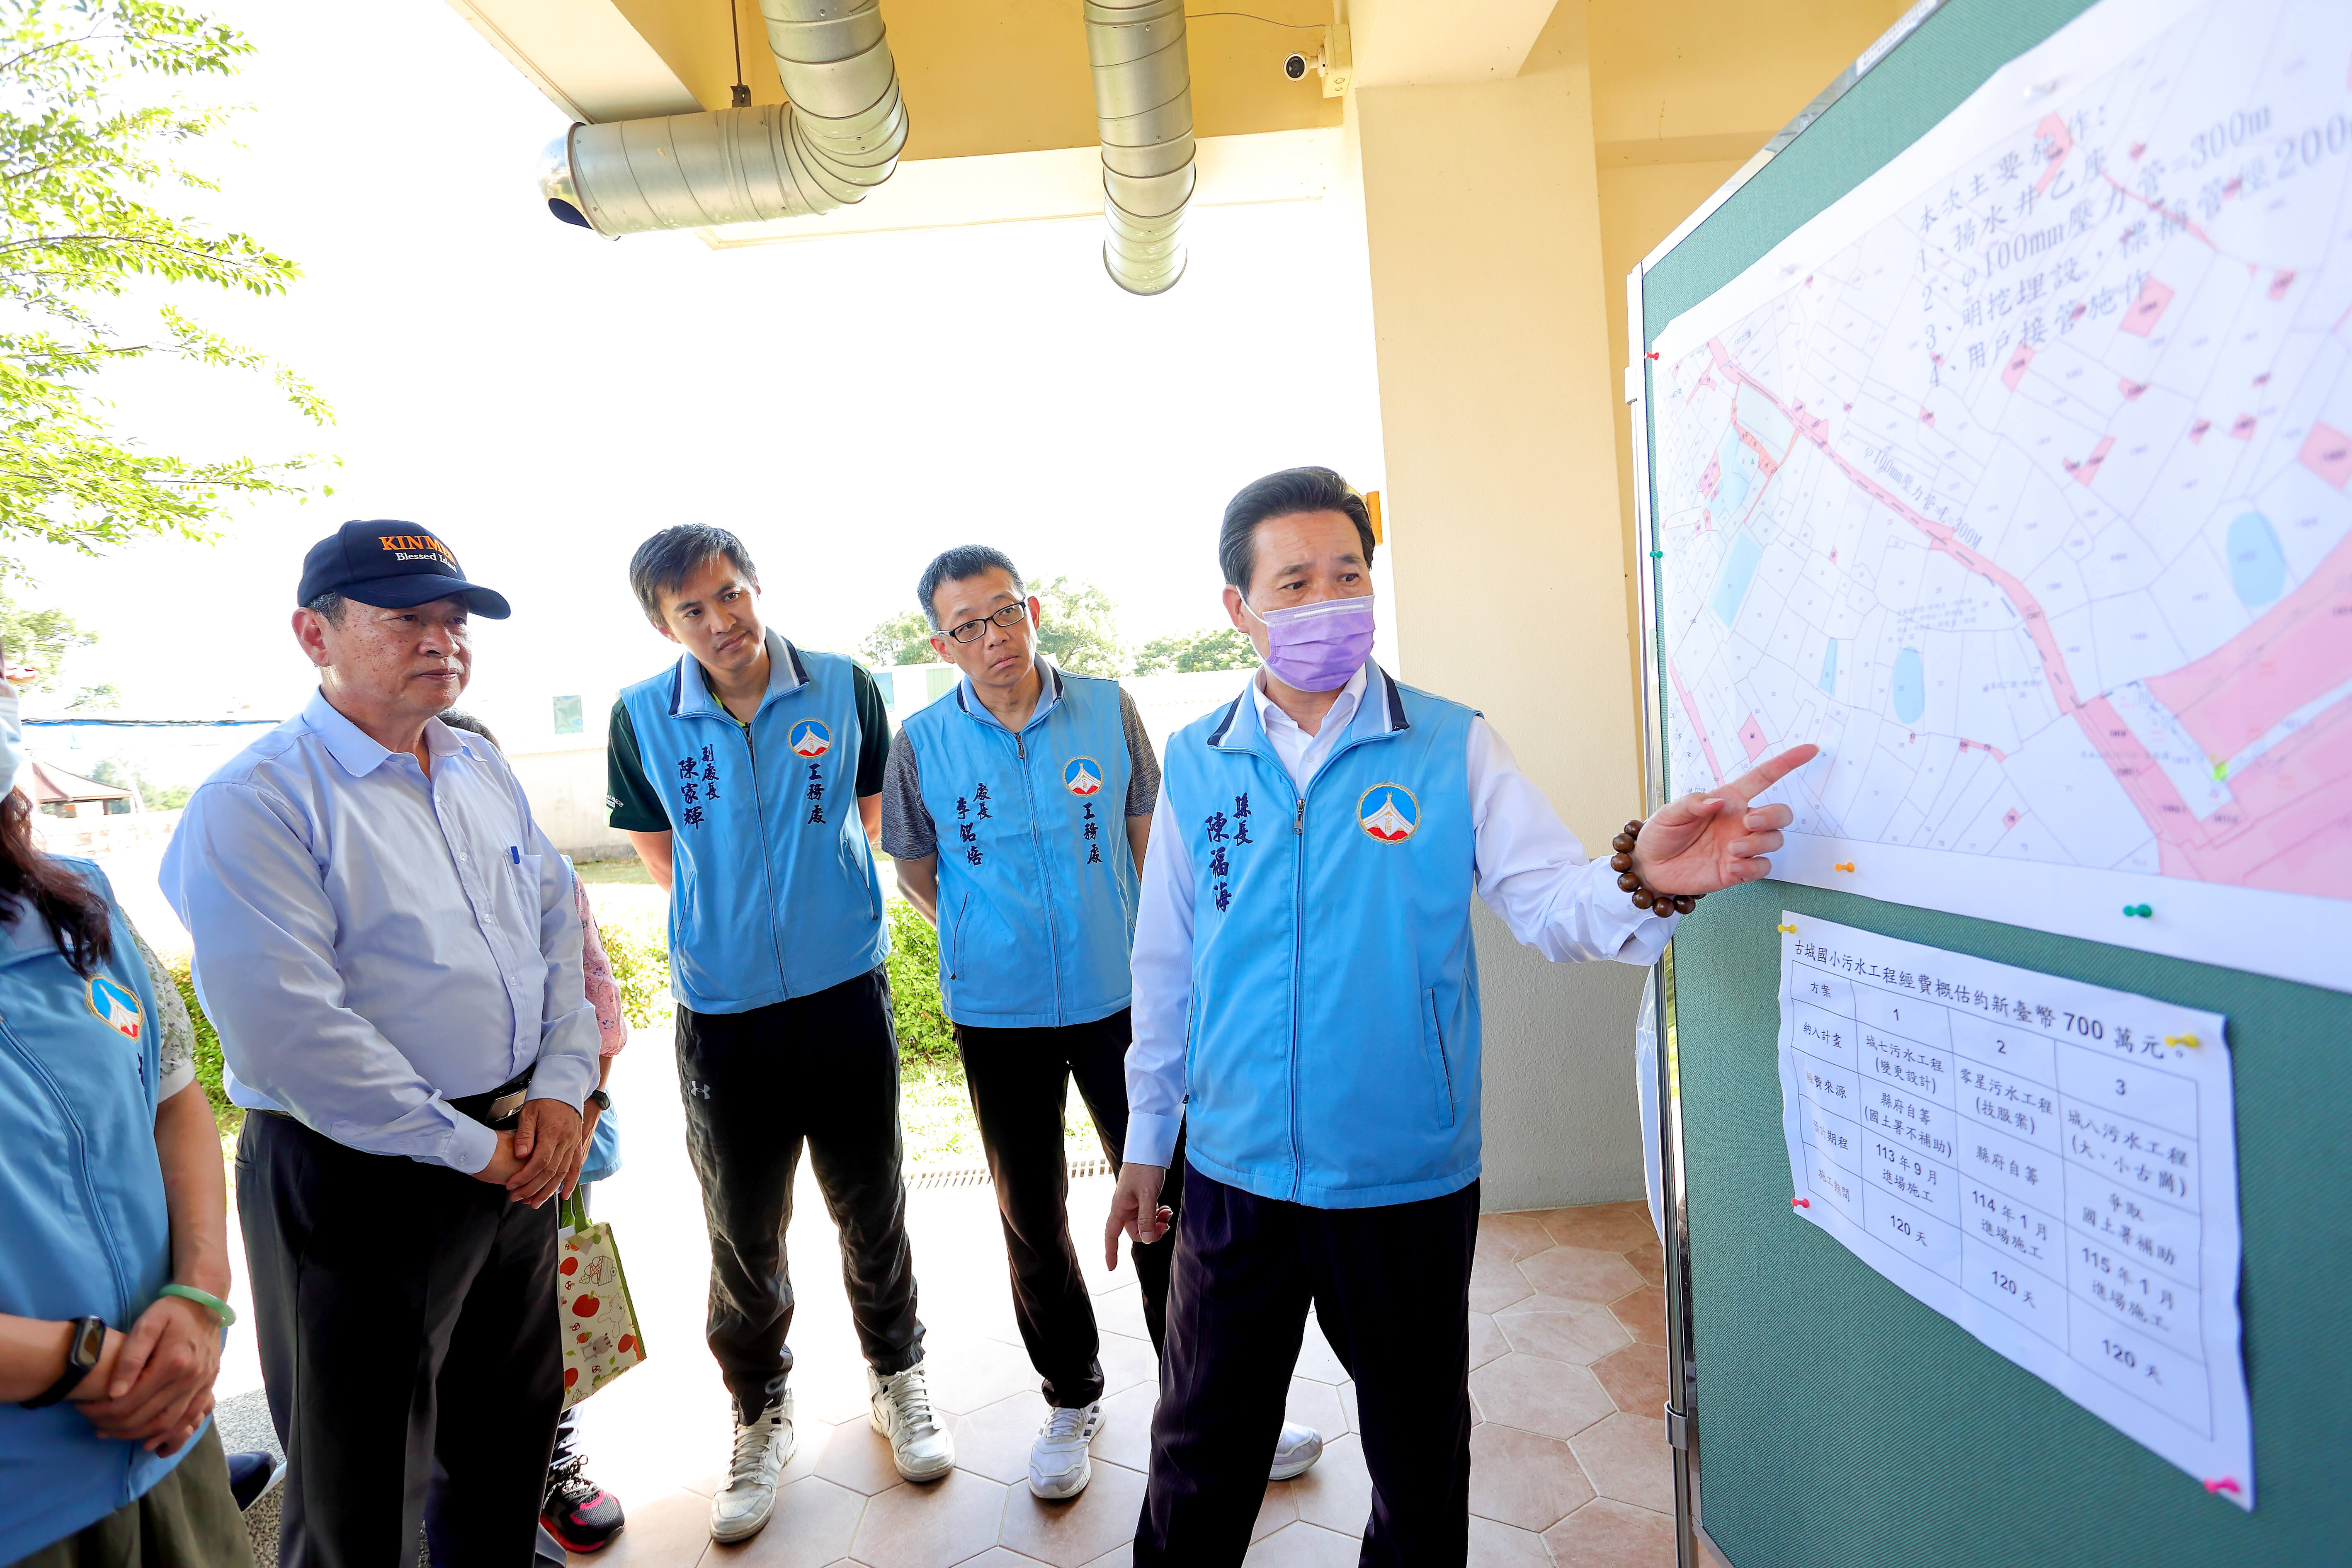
top-left (1777, 923), bottom-right (1798, 934)
top-left (2165, 1034), bottom-right (2200, 1049)
top-left (1833, 862), bottom-right (1856, 873)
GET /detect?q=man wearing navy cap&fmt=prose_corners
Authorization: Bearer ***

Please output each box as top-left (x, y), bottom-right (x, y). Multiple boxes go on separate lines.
top-left (163, 520), bottom-right (602, 1565)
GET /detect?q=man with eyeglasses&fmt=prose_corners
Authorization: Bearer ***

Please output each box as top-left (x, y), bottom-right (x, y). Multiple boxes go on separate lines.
top-left (882, 545), bottom-right (1324, 1502)
top-left (605, 524), bottom-right (951, 1547)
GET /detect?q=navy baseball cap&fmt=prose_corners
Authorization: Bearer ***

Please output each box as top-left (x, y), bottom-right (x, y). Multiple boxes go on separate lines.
top-left (297, 520), bottom-right (512, 619)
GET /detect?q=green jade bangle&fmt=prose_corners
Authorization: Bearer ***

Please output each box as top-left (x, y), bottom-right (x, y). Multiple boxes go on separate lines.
top-left (158, 1283), bottom-right (237, 1328)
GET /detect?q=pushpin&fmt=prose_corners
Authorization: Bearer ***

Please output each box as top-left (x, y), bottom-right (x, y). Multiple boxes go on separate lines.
top-left (2204, 1478), bottom-right (2241, 1496)
top-left (1646, 350), bottom-right (1660, 360)
top-left (2123, 903), bottom-right (2153, 918)
top-left (2165, 1034), bottom-right (2200, 1049)
top-left (1833, 862), bottom-right (1855, 873)
top-left (1790, 1197), bottom-right (1811, 1208)
top-left (1777, 923), bottom-right (1798, 934)
top-left (1650, 549), bottom-right (1664, 558)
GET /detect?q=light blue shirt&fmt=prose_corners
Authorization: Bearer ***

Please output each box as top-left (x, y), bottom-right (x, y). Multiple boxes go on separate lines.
top-left (160, 691), bottom-right (599, 1174)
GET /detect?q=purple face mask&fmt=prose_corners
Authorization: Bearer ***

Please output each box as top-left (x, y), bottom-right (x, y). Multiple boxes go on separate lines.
top-left (1245, 594), bottom-right (1376, 692)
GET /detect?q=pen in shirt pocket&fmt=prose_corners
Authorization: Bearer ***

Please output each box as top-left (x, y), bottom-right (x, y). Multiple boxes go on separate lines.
top-left (509, 845), bottom-right (521, 864)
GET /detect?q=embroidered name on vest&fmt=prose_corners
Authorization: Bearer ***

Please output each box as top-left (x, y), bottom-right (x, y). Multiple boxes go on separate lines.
top-left (1203, 791), bottom-right (1255, 911)
top-left (676, 744), bottom-right (723, 828)
top-left (955, 784), bottom-right (991, 865)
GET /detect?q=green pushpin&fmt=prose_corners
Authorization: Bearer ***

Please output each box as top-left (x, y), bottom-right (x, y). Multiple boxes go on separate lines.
top-left (2122, 903), bottom-right (2153, 918)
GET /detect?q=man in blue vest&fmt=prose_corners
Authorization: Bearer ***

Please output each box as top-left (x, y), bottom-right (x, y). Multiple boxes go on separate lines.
top-left (606, 524), bottom-right (951, 1547)
top-left (1107, 468), bottom-right (1817, 1566)
top-left (881, 545), bottom-right (1324, 1503)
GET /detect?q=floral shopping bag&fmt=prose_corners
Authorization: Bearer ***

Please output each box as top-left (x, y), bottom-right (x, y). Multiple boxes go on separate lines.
top-left (557, 1193), bottom-right (646, 1410)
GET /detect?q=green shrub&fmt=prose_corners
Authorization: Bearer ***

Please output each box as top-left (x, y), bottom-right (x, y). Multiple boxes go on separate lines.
top-left (886, 899), bottom-right (958, 1072)
top-left (158, 950), bottom-right (241, 1137)
top-left (595, 915), bottom-right (675, 1029)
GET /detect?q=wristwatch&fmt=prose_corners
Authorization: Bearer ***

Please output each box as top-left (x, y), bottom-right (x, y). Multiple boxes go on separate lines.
top-left (20, 1316), bottom-right (105, 1410)
top-left (587, 1089), bottom-right (612, 1112)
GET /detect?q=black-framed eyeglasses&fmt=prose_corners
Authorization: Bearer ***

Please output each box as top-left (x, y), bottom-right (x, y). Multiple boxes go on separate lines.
top-left (945, 602), bottom-right (1029, 644)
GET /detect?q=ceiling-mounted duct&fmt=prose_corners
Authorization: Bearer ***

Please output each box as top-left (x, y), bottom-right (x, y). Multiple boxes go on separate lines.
top-left (1085, 0), bottom-right (1195, 295)
top-left (537, 0), bottom-right (909, 236)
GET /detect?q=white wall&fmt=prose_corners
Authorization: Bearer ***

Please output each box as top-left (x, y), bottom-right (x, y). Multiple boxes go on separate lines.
top-left (507, 746), bottom-right (634, 861)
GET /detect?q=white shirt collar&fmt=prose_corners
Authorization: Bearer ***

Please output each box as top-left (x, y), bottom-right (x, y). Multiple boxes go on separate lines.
top-left (1250, 660), bottom-right (1369, 740)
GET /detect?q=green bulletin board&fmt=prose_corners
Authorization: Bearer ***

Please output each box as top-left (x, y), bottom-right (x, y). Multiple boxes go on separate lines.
top-left (1636, 2), bottom-right (2352, 1561)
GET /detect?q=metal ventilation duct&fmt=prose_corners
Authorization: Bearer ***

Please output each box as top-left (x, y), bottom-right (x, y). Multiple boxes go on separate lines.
top-left (538, 0), bottom-right (909, 236)
top-left (1085, 0), bottom-right (1195, 295)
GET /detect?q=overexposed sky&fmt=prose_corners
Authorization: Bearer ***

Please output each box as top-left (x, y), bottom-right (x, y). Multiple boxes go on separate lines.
top-left (25, 0), bottom-right (1385, 741)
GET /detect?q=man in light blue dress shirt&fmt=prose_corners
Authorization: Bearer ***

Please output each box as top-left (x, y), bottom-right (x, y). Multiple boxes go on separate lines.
top-left (161, 521), bottom-right (600, 1566)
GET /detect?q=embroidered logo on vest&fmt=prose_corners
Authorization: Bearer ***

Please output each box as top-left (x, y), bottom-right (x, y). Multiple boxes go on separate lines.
top-left (789, 719), bottom-right (832, 758)
top-left (87, 975), bottom-right (143, 1040)
top-left (1358, 784), bottom-right (1419, 844)
top-left (1063, 757), bottom-right (1104, 796)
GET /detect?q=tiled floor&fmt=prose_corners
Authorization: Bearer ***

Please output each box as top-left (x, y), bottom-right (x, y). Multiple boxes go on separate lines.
top-left (563, 1043), bottom-right (1676, 1568)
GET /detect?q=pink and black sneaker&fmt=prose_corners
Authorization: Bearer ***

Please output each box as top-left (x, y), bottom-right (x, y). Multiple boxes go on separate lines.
top-left (541, 1454), bottom-right (626, 1553)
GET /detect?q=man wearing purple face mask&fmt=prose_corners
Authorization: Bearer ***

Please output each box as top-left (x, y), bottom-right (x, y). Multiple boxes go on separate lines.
top-left (1107, 467), bottom-right (1818, 1566)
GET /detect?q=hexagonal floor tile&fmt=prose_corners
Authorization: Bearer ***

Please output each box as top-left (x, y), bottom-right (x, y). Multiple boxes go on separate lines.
top-left (1542, 1498), bottom-right (1676, 1568)
top-left (996, 1457), bottom-right (1148, 1567)
top-left (1467, 1421), bottom-right (1595, 1533)
top-left (1464, 1355), bottom-right (1613, 1443)
top-left (847, 1470), bottom-right (1009, 1568)
top-left (1515, 1246), bottom-right (1644, 1305)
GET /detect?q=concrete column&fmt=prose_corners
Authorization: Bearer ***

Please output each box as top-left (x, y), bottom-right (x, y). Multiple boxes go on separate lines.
top-left (1352, 3), bottom-right (1649, 1210)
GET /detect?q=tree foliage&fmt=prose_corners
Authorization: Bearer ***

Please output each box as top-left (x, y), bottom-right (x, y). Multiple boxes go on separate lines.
top-left (1135, 626), bottom-right (1256, 674)
top-left (1031, 575), bottom-right (1126, 676)
top-left (0, 0), bottom-right (330, 570)
top-left (857, 609), bottom-right (933, 670)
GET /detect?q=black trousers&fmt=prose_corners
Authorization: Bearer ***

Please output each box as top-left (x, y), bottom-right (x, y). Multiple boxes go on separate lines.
top-left (953, 1008), bottom-right (1184, 1407)
top-left (1134, 1164), bottom-right (1479, 1568)
top-left (676, 964), bottom-right (924, 1423)
top-left (236, 1111), bottom-right (562, 1568)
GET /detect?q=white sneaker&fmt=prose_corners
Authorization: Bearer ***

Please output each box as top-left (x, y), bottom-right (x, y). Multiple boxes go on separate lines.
top-left (869, 1363), bottom-right (955, 1482)
top-left (1029, 1402), bottom-right (1104, 1500)
top-left (1269, 1420), bottom-right (1323, 1481)
top-left (709, 1395), bottom-right (795, 1543)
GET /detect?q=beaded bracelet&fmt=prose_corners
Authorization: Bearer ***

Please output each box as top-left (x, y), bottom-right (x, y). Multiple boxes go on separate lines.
top-left (1611, 818), bottom-right (1701, 920)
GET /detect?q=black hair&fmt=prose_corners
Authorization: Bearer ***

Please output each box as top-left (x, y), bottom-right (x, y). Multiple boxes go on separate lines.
top-left (628, 524), bottom-right (758, 625)
top-left (0, 791), bottom-right (113, 976)
top-left (1217, 467), bottom-right (1376, 595)
top-left (302, 591), bottom-right (346, 625)
top-left (916, 544), bottom-right (1026, 632)
top-left (437, 710), bottom-right (500, 749)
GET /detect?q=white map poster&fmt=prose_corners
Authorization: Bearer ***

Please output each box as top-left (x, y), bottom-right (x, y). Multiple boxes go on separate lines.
top-left (1777, 915), bottom-right (2251, 1505)
top-left (1648, 0), bottom-right (2352, 990)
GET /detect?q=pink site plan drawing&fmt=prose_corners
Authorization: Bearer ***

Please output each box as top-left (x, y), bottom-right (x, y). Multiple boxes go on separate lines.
top-left (1645, 0), bottom-right (2352, 992)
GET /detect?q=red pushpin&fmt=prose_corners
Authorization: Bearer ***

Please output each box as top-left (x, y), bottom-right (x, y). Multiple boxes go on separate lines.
top-left (1791, 1197), bottom-right (1811, 1208)
top-left (2204, 1478), bottom-right (2241, 1495)
top-left (1646, 350), bottom-right (1661, 360)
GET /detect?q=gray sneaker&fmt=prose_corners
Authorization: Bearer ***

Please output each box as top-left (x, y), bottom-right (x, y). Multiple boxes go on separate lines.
top-left (868, 1363), bottom-right (955, 1481)
top-left (709, 1396), bottom-right (794, 1543)
top-left (1270, 1420), bottom-right (1323, 1481)
top-left (1029, 1401), bottom-right (1104, 1500)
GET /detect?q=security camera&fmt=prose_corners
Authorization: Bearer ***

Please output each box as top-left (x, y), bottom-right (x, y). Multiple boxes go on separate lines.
top-left (1282, 51), bottom-right (1309, 80)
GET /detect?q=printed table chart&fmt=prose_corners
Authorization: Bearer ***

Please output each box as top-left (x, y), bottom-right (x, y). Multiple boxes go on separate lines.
top-left (1777, 916), bottom-right (2252, 1505)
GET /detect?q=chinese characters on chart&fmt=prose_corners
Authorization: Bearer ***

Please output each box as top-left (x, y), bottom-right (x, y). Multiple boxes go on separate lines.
top-left (1777, 915), bottom-right (2250, 1506)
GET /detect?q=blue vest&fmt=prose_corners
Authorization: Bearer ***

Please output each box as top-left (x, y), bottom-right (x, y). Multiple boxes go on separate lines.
top-left (619, 634), bottom-right (887, 1013)
top-left (0, 862), bottom-right (190, 1561)
top-left (901, 665), bottom-right (1138, 1028)
top-left (1163, 666), bottom-right (1482, 1209)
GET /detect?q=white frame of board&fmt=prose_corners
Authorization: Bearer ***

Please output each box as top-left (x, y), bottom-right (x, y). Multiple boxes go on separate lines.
top-left (1622, 5), bottom-right (1949, 1563)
